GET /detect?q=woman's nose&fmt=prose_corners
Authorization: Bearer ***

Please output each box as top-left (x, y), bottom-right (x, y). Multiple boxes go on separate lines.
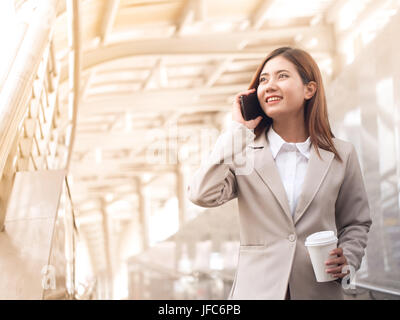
top-left (265, 80), bottom-right (278, 92)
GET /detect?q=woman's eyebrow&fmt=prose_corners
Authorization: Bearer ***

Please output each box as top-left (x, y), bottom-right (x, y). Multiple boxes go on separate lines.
top-left (260, 69), bottom-right (290, 77)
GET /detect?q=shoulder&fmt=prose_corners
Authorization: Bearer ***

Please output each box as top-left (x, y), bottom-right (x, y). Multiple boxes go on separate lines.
top-left (331, 137), bottom-right (359, 164)
top-left (332, 137), bottom-right (354, 153)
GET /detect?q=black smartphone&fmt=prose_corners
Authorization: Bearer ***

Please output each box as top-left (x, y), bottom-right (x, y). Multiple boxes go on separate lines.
top-left (239, 91), bottom-right (264, 121)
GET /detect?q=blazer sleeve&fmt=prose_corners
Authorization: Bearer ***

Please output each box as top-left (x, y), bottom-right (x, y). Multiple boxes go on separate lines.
top-left (335, 144), bottom-right (372, 271)
top-left (187, 121), bottom-right (255, 208)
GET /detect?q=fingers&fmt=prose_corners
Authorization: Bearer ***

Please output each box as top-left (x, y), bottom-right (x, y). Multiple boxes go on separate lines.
top-left (328, 268), bottom-right (350, 279)
top-left (232, 99), bottom-right (245, 124)
top-left (333, 272), bottom-right (349, 279)
top-left (325, 247), bottom-right (349, 278)
top-left (232, 88), bottom-right (258, 126)
top-left (247, 115), bottom-right (263, 127)
top-left (325, 247), bottom-right (344, 265)
top-left (329, 247), bottom-right (343, 256)
top-left (325, 246), bottom-right (347, 278)
top-left (325, 256), bottom-right (345, 266)
top-left (325, 265), bottom-right (343, 274)
top-left (325, 263), bottom-right (350, 279)
top-left (234, 88), bottom-right (256, 102)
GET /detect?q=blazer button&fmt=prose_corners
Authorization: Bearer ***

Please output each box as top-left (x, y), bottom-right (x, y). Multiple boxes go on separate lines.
top-left (288, 234), bottom-right (296, 242)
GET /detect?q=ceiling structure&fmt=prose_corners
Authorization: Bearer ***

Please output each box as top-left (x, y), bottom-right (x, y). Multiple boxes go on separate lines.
top-left (46, 0), bottom-right (399, 279)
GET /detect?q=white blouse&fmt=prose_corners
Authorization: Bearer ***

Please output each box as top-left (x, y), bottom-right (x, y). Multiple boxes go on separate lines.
top-left (267, 126), bottom-right (311, 217)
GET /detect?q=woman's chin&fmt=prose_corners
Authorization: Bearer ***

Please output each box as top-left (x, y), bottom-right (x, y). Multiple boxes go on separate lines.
top-left (264, 109), bottom-right (283, 119)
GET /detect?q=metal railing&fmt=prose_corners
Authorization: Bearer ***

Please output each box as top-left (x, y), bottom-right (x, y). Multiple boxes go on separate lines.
top-left (0, 1), bottom-right (82, 300)
top-left (0, 1), bottom-right (71, 230)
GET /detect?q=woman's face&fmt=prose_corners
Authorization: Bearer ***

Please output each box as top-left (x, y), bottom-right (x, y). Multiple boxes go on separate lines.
top-left (257, 55), bottom-right (314, 120)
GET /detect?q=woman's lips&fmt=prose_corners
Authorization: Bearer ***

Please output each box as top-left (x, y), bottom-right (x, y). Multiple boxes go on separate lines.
top-left (266, 98), bottom-right (282, 105)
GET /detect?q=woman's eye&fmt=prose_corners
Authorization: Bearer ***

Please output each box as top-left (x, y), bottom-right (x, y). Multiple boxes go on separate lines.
top-left (259, 74), bottom-right (287, 82)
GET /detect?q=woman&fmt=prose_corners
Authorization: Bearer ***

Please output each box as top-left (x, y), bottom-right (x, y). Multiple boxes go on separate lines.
top-left (187, 47), bottom-right (372, 300)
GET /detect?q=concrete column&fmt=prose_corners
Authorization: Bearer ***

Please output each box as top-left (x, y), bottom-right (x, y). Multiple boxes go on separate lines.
top-left (176, 162), bottom-right (189, 226)
top-left (174, 237), bottom-right (182, 271)
top-left (99, 198), bottom-right (113, 299)
top-left (135, 177), bottom-right (150, 251)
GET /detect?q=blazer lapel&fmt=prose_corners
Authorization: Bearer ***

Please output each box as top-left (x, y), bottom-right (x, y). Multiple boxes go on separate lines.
top-left (293, 146), bottom-right (334, 225)
top-left (250, 128), bottom-right (335, 224)
top-left (251, 130), bottom-right (292, 222)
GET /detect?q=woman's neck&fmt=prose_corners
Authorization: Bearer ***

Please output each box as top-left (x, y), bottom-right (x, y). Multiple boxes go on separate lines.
top-left (272, 117), bottom-right (309, 143)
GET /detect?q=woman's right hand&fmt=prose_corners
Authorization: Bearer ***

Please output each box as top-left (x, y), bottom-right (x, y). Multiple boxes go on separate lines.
top-left (232, 88), bottom-right (263, 130)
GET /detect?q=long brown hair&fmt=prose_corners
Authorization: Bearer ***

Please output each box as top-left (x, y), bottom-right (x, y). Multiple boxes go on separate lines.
top-left (249, 47), bottom-right (342, 162)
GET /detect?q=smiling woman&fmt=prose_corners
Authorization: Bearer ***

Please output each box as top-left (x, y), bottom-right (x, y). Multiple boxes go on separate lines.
top-left (187, 46), bottom-right (372, 300)
top-left (249, 47), bottom-right (342, 162)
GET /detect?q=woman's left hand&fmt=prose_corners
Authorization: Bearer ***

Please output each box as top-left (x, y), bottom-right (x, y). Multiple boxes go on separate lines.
top-left (325, 247), bottom-right (349, 279)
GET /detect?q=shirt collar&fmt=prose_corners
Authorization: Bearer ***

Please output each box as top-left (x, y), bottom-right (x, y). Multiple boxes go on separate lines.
top-left (267, 126), bottom-right (311, 160)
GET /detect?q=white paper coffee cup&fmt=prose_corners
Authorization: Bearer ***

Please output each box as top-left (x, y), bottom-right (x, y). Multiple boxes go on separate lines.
top-left (305, 231), bottom-right (338, 282)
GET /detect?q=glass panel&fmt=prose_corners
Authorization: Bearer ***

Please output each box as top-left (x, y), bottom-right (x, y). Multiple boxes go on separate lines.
top-left (328, 12), bottom-right (400, 294)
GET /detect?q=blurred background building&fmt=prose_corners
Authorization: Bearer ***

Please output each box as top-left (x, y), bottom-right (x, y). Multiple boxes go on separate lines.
top-left (0, 0), bottom-right (399, 300)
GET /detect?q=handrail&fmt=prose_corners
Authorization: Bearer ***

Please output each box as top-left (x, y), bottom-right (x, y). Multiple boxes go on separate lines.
top-left (65, 0), bottom-right (81, 171)
top-left (0, 2), bottom-right (57, 177)
top-left (0, 1), bottom-right (59, 230)
top-left (65, 175), bottom-right (78, 298)
top-left (355, 280), bottom-right (400, 297)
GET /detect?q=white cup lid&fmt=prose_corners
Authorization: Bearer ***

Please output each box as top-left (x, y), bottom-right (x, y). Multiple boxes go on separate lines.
top-left (305, 231), bottom-right (338, 246)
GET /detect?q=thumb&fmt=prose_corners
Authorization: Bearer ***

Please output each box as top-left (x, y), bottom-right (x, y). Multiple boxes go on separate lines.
top-left (253, 115), bottom-right (263, 127)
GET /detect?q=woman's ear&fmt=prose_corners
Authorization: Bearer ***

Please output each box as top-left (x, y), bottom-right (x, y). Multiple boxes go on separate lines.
top-left (304, 81), bottom-right (317, 100)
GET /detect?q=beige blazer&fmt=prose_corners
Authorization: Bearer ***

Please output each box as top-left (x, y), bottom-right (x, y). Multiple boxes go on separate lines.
top-left (187, 123), bottom-right (372, 300)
